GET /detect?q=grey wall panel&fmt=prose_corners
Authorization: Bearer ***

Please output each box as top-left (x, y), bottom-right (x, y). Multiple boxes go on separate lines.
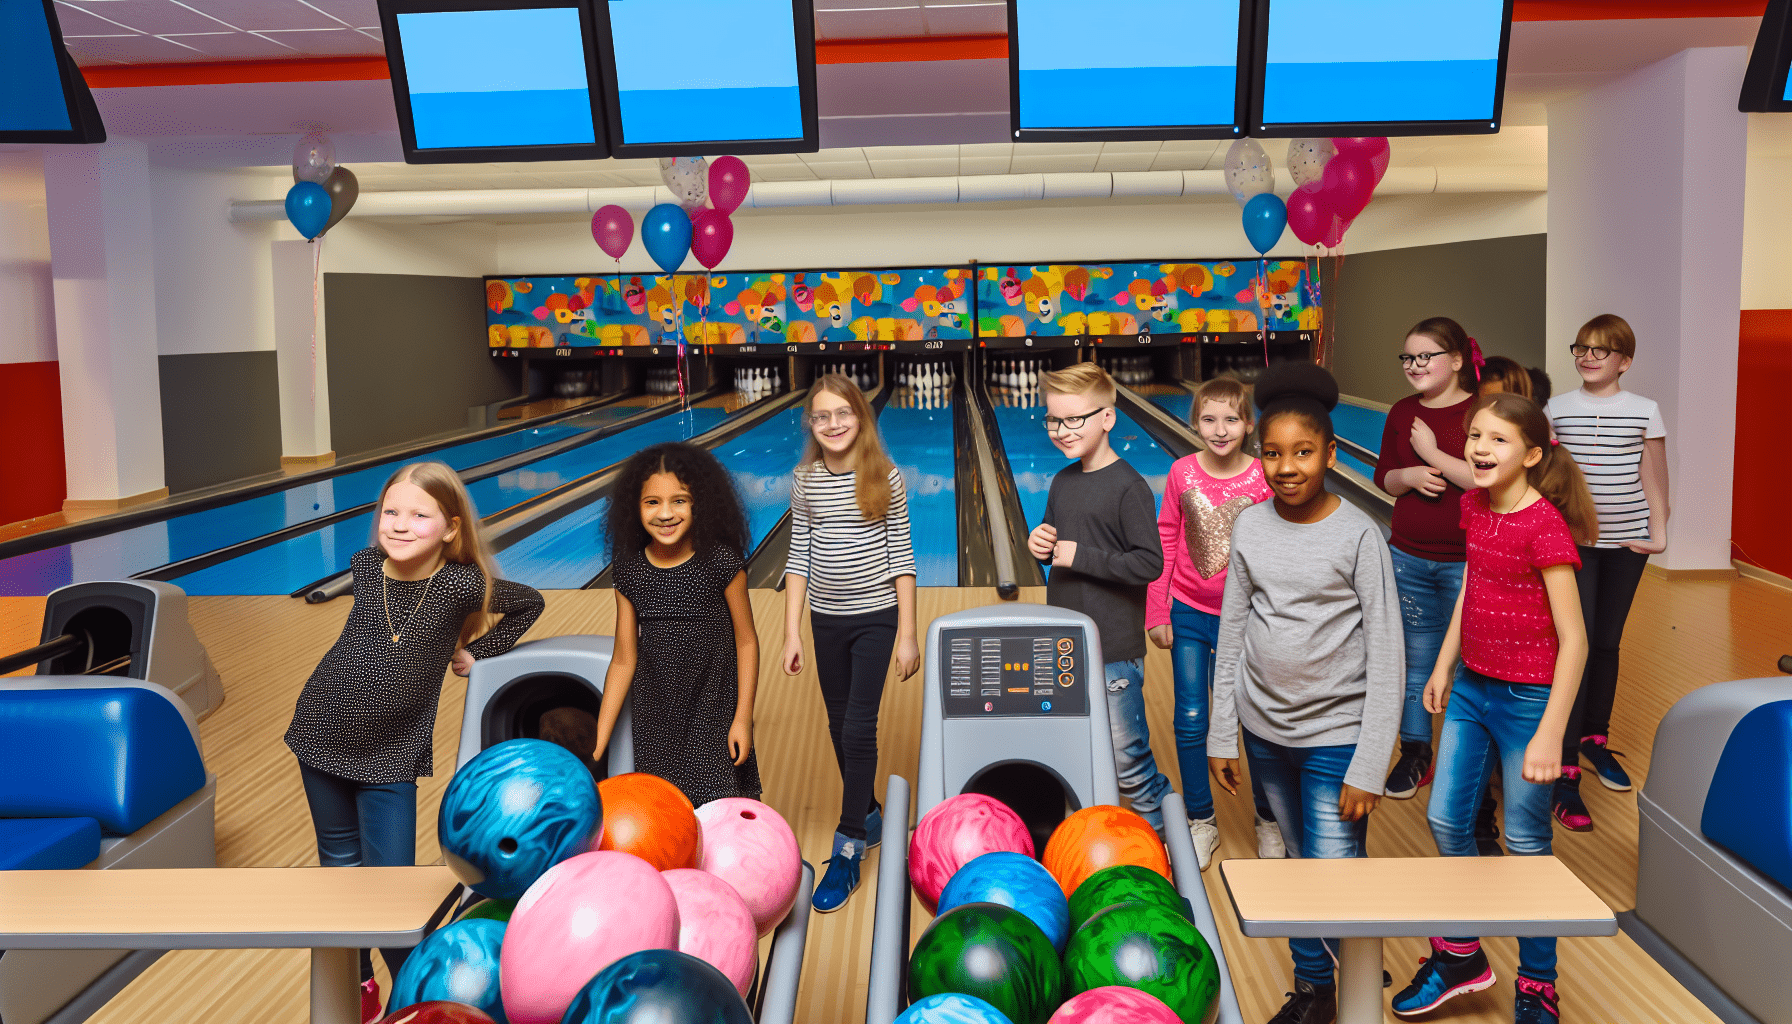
top-left (158, 351), bottom-right (281, 495)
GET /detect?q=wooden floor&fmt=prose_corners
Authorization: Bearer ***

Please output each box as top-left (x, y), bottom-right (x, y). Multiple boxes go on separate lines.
top-left (3, 570), bottom-right (1789, 1024)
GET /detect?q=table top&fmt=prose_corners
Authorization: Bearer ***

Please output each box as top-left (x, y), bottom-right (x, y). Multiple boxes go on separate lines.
top-left (0, 866), bottom-right (460, 950)
top-left (1219, 857), bottom-right (1616, 939)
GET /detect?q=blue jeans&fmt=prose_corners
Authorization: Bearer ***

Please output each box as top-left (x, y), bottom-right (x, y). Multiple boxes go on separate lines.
top-left (1168, 601), bottom-right (1274, 823)
top-left (1105, 658), bottom-right (1173, 831)
top-left (1390, 547), bottom-right (1467, 744)
top-left (1426, 668), bottom-right (1558, 982)
top-left (299, 761), bottom-right (419, 980)
top-left (1242, 731), bottom-right (1367, 986)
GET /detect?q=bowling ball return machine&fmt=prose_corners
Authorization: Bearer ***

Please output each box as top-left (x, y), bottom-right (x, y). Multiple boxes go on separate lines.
top-left (456, 635), bottom-right (814, 1024)
top-left (866, 604), bottom-right (1244, 1024)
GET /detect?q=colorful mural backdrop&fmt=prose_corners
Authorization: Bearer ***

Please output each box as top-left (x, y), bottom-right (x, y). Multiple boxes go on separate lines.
top-left (484, 261), bottom-right (1316, 350)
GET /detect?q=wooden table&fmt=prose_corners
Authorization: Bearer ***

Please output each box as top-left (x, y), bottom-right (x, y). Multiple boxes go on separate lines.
top-left (0, 866), bottom-right (460, 1024)
top-left (1220, 857), bottom-right (1616, 1024)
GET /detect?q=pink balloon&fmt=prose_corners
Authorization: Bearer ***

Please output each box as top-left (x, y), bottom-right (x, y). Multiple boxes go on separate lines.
top-left (662, 868), bottom-right (758, 996)
top-left (907, 794), bottom-right (1034, 915)
top-left (1321, 152), bottom-right (1375, 220)
top-left (591, 204), bottom-right (633, 260)
top-left (1049, 987), bottom-right (1184, 1024)
top-left (694, 798), bottom-right (802, 937)
top-left (1335, 136), bottom-right (1391, 184)
top-left (1286, 181), bottom-right (1332, 246)
top-left (707, 155), bottom-right (751, 215)
top-left (499, 851), bottom-right (679, 1024)
top-left (690, 209), bottom-right (734, 270)
top-left (1323, 212), bottom-right (1355, 249)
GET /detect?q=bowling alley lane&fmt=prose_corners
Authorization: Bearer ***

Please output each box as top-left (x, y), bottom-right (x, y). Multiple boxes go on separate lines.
top-left (876, 400), bottom-right (959, 587)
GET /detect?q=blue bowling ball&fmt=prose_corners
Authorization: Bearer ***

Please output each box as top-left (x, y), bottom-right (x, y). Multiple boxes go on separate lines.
top-left (938, 851), bottom-right (1072, 953)
top-left (563, 949), bottom-right (752, 1024)
top-left (437, 738), bottom-right (602, 900)
top-left (389, 919), bottom-right (507, 1023)
top-left (896, 994), bottom-right (1018, 1024)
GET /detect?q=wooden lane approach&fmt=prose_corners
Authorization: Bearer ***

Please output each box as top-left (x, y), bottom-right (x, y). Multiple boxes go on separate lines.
top-left (1219, 857), bottom-right (1615, 1024)
top-left (0, 866), bottom-right (459, 1024)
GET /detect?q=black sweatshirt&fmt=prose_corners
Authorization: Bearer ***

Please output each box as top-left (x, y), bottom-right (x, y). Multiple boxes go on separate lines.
top-left (1039, 459), bottom-right (1164, 663)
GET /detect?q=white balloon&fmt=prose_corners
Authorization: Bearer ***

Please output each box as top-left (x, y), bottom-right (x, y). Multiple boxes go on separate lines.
top-left (1224, 138), bottom-right (1275, 207)
top-left (293, 131), bottom-right (336, 185)
top-left (658, 156), bottom-right (709, 214)
top-left (1286, 137), bottom-right (1336, 189)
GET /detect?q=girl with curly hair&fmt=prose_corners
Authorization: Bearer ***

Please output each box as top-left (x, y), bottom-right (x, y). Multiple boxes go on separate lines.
top-left (593, 441), bottom-right (762, 806)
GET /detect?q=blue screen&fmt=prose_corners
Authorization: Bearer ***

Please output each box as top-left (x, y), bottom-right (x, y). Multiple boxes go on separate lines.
top-left (396, 7), bottom-right (597, 149)
top-left (1260, 0), bottom-right (1504, 126)
top-left (0, 1), bottom-right (73, 133)
top-left (1014, 0), bottom-right (1240, 130)
top-left (608, 0), bottom-right (804, 144)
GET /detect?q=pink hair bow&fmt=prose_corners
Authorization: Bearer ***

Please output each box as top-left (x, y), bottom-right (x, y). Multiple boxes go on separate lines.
top-left (1467, 336), bottom-right (1486, 381)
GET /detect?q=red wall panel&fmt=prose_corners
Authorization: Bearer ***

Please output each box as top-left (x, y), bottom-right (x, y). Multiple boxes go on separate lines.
top-left (1735, 311), bottom-right (1792, 579)
top-left (0, 361), bottom-right (66, 525)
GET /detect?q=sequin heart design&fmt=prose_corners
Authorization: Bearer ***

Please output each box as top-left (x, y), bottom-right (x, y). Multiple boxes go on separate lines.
top-left (1182, 489), bottom-right (1256, 579)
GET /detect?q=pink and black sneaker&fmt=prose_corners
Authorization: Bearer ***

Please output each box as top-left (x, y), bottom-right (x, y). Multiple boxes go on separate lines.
top-left (1391, 938), bottom-right (1496, 1017)
top-left (1552, 766), bottom-right (1594, 833)
top-left (1514, 977), bottom-right (1560, 1023)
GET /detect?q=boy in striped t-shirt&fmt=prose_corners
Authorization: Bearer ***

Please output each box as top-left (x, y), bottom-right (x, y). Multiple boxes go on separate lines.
top-left (1544, 313), bottom-right (1670, 832)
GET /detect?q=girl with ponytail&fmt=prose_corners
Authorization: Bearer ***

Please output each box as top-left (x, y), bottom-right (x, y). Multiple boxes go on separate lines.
top-left (1390, 392), bottom-right (1593, 1024)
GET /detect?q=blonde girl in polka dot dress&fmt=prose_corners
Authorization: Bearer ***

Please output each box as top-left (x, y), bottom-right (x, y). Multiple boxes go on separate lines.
top-left (593, 442), bottom-right (763, 807)
top-left (284, 461), bottom-right (543, 1010)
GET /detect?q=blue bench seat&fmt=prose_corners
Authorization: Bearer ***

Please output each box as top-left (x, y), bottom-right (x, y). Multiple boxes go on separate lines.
top-left (0, 818), bottom-right (101, 871)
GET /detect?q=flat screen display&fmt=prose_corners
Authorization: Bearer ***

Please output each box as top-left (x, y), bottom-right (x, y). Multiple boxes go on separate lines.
top-left (1738, 0), bottom-right (1792, 112)
top-left (1254, 0), bottom-right (1510, 135)
top-left (1010, 0), bottom-right (1246, 141)
top-left (0, 0), bottom-right (103, 143)
top-left (395, 7), bottom-right (597, 148)
top-left (600, 0), bottom-right (816, 155)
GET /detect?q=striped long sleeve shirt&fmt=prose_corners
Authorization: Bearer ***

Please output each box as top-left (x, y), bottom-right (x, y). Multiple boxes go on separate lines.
top-left (1546, 388), bottom-right (1666, 548)
top-left (785, 462), bottom-right (917, 615)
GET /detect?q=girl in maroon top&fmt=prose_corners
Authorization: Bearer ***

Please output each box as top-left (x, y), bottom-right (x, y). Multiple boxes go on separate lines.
top-left (1374, 317), bottom-right (1480, 799)
top-left (1389, 393), bottom-right (1596, 1024)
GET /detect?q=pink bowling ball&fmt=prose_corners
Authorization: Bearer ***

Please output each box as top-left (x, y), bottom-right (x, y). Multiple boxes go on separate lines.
top-left (908, 793), bottom-right (1034, 914)
top-left (498, 851), bottom-right (679, 1024)
top-left (694, 797), bottom-right (802, 937)
top-left (1049, 987), bottom-right (1183, 1024)
top-left (662, 868), bottom-right (758, 995)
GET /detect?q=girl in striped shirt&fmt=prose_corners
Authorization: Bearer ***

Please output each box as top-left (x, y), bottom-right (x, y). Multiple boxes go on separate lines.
top-left (781, 374), bottom-right (919, 912)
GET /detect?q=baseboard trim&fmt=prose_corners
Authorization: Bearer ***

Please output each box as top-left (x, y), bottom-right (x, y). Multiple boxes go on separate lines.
top-left (61, 488), bottom-right (169, 513)
top-left (1643, 563), bottom-right (1741, 581)
top-left (1616, 910), bottom-right (1762, 1024)
top-left (1733, 559), bottom-right (1792, 592)
top-left (280, 451), bottom-right (337, 468)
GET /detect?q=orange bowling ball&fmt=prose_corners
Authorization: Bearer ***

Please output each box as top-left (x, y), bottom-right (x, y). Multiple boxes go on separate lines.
top-left (1042, 806), bottom-right (1171, 897)
top-left (595, 773), bottom-right (701, 870)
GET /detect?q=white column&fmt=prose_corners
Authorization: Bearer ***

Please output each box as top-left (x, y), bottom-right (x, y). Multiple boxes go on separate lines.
top-left (272, 238), bottom-right (333, 460)
top-left (44, 139), bottom-right (166, 506)
top-left (1546, 46), bottom-right (1747, 572)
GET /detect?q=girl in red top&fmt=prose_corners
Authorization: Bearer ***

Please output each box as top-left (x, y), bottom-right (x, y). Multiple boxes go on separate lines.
top-left (1389, 393), bottom-right (1595, 1024)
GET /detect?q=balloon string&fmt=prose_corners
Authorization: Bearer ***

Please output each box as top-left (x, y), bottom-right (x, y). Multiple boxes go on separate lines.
top-left (1258, 257), bottom-right (1269, 370)
top-left (310, 236), bottom-right (322, 408)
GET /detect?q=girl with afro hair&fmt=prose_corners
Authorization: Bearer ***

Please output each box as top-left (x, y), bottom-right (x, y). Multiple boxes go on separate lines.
top-left (594, 442), bottom-right (762, 806)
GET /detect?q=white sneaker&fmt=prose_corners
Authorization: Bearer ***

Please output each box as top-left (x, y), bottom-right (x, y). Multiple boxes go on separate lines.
top-left (1255, 815), bottom-right (1286, 859)
top-left (1188, 816), bottom-right (1220, 871)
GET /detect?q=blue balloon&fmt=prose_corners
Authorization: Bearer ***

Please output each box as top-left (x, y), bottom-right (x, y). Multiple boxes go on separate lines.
top-left (284, 181), bottom-right (331, 240)
top-left (390, 919), bottom-right (507, 1023)
top-left (564, 950), bottom-right (752, 1024)
top-left (1242, 192), bottom-right (1288, 255)
top-left (937, 851), bottom-right (1071, 953)
top-left (895, 994), bottom-right (1017, 1024)
top-left (641, 203), bottom-right (692, 275)
top-left (437, 738), bottom-right (602, 900)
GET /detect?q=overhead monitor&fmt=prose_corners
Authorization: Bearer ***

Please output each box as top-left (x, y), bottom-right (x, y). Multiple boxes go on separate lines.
top-left (1248, 0), bottom-right (1513, 138)
top-left (377, 0), bottom-right (609, 163)
top-left (595, 0), bottom-right (818, 157)
top-left (1008, 0), bottom-right (1251, 142)
top-left (1740, 0), bottom-right (1792, 112)
top-left (0, 0), bottom-right (106, 144)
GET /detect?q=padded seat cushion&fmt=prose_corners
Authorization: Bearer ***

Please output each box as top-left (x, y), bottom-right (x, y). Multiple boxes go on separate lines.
top-left (1702, 699), bottom-right (1792, 892)
top-left (0, 687), bottom-right (205, 834)
top-left (0, 817), bottom-right (101, 870)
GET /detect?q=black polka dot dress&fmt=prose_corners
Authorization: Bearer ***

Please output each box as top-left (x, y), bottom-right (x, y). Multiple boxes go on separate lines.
top-left (285, 547), bottom-right (545, 785)
top-left (613, 545), bottom-right (762, 806)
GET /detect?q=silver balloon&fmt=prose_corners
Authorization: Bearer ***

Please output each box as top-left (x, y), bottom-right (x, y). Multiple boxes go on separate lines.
top-left (1286, 137), bottom-right (1336, 189)
top-left (293, 131), bottom-right (336, 185)
top-left (1224, 138), bottom-right (1275, 207)
top-left (658, 156), bottom-right (709, 214)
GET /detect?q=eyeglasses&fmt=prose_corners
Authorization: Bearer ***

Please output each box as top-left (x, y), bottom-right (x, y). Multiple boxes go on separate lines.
top-left (807, 409), bottom-right (858, 427)
top-left (1044, 408), bottom-right (1106, 433)
top-left (1398, 351), bottom-right (1449, 369)
top-left (1569, 344), bottom-right (1616, 361)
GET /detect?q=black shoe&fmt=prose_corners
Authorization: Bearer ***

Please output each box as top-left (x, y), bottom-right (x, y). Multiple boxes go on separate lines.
top-left (1266, 979), bottom-right (1336, 1024)
top-left (1385, 740), bottom-right (1434, 800)
top-left (1552, 767), bottom-right (1594, 832)
top-left (1514, 977), bottom-right (1560, 1023)
top-left (1474, 790), bottom-right (1505, 856)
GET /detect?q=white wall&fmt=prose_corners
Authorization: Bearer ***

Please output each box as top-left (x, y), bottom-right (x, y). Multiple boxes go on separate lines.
top-left (150, 165), bottom-right (281, 355)
top-left (0, 152), bottom-right (55, 366)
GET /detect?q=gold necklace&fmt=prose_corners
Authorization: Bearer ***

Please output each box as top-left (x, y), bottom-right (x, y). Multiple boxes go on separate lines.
top-left (382, 562), bottom-right (440, 644)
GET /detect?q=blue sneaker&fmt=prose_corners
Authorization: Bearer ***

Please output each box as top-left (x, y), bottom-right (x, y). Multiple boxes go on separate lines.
top-left (1391, 940), bottom-right (1495, 1018)
top-left (812, 838), bottom-right (863, 914)
top-left (1579, 735), bottom-right (1633, 791)
top-left (864, 806), bottom-right (883, 850)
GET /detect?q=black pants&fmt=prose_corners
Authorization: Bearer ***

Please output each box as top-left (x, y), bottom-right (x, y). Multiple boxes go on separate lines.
top-left (812, 606), bottom-right (897, 840)
top-left (1562, 545), bottom-right (1650, 763)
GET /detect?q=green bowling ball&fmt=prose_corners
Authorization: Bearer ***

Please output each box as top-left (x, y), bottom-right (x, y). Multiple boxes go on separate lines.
top-left (1066, 864), bottom-right (1185, 931)
top-left (454, 898), bottom-right (516, 923)
top-left (907, 902), bottom-right (1062, 1024)
top-left (1062, 901), bottom-right (1219, 1024)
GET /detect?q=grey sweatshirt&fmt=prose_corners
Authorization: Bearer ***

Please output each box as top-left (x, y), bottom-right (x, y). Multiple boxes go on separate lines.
top-left (1208, 498), bottom-right (1404, 794)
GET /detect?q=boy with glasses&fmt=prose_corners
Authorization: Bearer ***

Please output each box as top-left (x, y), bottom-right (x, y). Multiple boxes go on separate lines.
top-left (1026, 361), bottom-right (1173, 836)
